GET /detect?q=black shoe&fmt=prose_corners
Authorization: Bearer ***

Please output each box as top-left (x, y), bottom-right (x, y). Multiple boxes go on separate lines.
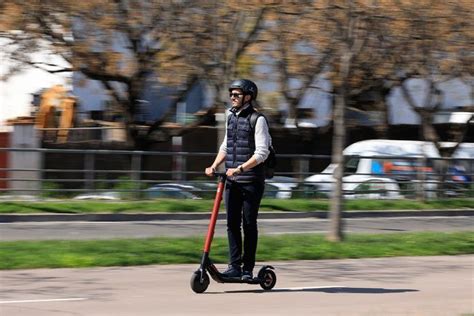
top-left (241, 270), bottom-right (253, 281)
top-left (222, 265), bottom-right (241, 278)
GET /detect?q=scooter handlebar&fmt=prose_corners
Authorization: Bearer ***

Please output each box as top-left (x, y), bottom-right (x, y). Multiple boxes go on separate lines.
top-left (212, 172), bottom-right (227, 180)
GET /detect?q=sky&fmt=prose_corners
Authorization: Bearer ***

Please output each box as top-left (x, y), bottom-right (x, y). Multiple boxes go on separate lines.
top-left (0, 38), bottom-right (71, 131)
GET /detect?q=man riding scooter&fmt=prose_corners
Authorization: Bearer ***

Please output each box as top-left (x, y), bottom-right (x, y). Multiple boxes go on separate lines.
top-left (205, 79), bottom-right (271, 281)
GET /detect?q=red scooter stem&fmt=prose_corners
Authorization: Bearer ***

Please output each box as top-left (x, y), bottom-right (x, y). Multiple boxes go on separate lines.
top-left (203, 174), bottom-right (226, 253)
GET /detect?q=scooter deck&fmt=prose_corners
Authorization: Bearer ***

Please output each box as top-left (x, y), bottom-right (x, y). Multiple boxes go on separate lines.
top-left (210, 274), bottom-right (262, 285)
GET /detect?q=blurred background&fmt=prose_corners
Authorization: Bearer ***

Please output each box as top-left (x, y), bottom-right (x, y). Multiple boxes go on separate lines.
top-left (0, 0), bottom-right (473, 201)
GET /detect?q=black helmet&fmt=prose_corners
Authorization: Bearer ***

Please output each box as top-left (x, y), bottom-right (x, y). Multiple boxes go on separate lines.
top-left (228, 79), bottom-right (258, 100)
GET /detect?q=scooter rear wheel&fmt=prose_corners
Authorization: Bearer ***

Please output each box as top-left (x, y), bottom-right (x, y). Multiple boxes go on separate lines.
top-left (259, 269), bottom-right (277, 290)
top-left (190, 270), bottom-right (210, 293)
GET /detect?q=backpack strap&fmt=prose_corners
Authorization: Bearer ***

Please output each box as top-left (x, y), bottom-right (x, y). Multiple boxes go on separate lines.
top-left (249, 110), bottom-right (273, 149)
top-left (249, 111), bottom-right (257, 132)
top-left (249, 111), bottom-right (265, 134)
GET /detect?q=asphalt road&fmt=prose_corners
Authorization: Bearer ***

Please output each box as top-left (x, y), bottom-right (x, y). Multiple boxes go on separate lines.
top-left (0, 255), bottom-right (472, 316)
top-left (0, 216), bottom-right (472, 241)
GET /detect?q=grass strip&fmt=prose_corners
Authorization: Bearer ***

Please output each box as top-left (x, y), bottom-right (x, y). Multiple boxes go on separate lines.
top-left (0, 198), bottom-right (473, 214)
top-left (0, 231), bottom-right (472, 270)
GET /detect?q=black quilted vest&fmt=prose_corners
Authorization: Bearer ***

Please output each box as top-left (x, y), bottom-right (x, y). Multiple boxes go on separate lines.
top-left (225, 106), bottom-right (265, 183)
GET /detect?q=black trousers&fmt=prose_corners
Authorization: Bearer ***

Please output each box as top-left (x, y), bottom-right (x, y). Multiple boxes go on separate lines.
top-left (224, 179), bottom-right (265, 272)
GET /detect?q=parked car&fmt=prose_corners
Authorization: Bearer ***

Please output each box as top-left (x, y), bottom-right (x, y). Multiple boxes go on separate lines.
top-left (343, 176), bottom-right (402, 199)
top-left (144, 184), bottom-right (201, 199)
top-left (444, 163), bottom-right (473, 197)
top-left (304, 139), bottom-right (474, 198)
top-left (73, 191), bottom-right (121, 200)
top-left (301, 174), bottom-right (402, 199)
top-left (188, 181), bottom-right (218, 199)
top-left (264, 176), bottom-right (298, 199)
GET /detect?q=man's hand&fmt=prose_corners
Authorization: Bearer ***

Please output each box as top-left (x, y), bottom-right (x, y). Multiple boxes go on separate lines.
top-left (205, 166), bottom-right (216, 177)
top-left (226, 166), bottom-right (242, 177)
top-left (226, 168), bottom-right (237, 177)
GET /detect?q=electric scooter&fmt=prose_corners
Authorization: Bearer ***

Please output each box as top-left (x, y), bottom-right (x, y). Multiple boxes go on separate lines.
top-left (190, 172), bottom-right (277, 293)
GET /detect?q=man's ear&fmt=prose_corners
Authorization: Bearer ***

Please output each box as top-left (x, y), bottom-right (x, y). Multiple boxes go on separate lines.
top-left (244, 95), bottom-right (251, 103)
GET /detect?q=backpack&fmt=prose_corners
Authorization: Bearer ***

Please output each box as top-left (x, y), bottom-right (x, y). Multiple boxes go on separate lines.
top-left (249, 111), bottom-right (276, 179)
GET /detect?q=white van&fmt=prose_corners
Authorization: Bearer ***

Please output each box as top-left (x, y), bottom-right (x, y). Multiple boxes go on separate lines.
top-left (304, 139), bottom-right (474, 199)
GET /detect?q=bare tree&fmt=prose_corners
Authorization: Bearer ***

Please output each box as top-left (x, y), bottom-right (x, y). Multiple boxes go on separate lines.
top-left (320, 1), bottom-right (380, 242)
top-left (0, 1), bottom-right (200, 147)
top-left (263, 0), bottom-right (472, 240)
top-left (1, 1), bottom-right (273, 146)
top-left (385, 1), bottom-right (472, 198)
top-left (396, 1), bottom-right (472, 143)
top-left (163, 1), bottom-right (269, 108)
top-left (258, 5), bottom-right (332, 127)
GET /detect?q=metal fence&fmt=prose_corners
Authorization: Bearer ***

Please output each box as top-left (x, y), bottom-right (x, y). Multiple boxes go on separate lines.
top-left (0, 147), bottom-right (472, 200)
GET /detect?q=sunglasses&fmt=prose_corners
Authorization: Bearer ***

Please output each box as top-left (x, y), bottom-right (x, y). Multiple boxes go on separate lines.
top-left (229, 93), bottom-right (243, 98)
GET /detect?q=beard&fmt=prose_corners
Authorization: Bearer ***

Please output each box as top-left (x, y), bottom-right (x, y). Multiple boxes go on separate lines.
top-left (231, 100), bottom-right (243, 109)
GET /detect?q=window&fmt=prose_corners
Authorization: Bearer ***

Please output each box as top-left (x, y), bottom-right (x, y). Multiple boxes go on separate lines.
top-left (344, 157), bottom-right (359, 175)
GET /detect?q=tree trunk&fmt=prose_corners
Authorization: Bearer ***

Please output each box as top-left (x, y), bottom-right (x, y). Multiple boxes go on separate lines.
top-left (328, 89), bottom-right (346, 242)
top-left (328, 55), bottom-right (351, 242)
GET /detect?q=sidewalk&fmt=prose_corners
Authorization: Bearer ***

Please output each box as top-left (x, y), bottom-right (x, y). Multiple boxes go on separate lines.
top-left (1, 209), bottom-right (473, 222)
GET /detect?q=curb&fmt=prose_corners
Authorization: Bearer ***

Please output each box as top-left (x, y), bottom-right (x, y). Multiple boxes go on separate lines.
top-left (1, 209), bottom-right (473, 223)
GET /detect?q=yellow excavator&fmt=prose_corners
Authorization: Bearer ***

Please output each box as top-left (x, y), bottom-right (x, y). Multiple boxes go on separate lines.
top-left (35, 85), bottom-right (77, 143)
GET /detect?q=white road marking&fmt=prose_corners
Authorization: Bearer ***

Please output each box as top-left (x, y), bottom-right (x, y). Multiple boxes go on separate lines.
top-left (0, 297), bottom-right (86, 304)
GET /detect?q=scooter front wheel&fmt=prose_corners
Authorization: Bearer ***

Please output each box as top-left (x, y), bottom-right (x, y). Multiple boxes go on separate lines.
top-left (190, 270), bottom-right (210, 293)
top-left (259, 269), bottom-right (277, 290)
